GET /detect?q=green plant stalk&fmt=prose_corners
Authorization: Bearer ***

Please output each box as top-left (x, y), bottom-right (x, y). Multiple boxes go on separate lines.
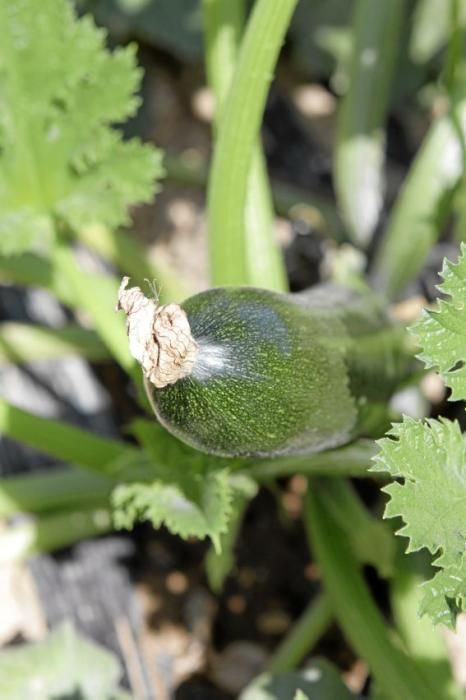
top-left (0, 467), bottom-right (114, 517)
top-left (335, 0), bottom-right (403, 247)
top-left (267, 593), bottom-right (332, 673)
top-left (76, 225), bottom-right (190, 303)
top-left (322, 478), bottom-right (395, 578)
top-left (0, 323), bottom-right (109, 365)
top-left (372, 94), bottom-right (466, 300)
top-left (304, 479), bottom-right (440, 700)
top-left (244, 152), bottom-right (288, 290)
top-left (0, 506), bottom-right (113, 564)
top-left (203, 0), bottom-right (244, 110)
top-left (207, 0), bottom-right (298, 286)
top-left (203, 0), bottom-right (287, 291)
top-left (245, 439), bottom-right (377, 480)
top-left (0, 398), bottom-right (135, 474)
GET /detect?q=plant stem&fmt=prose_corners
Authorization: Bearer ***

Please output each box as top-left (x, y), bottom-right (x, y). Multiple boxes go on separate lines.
top-left (335, 0), bottom-right (403, 247)
top-left (0, 506), bottom-right (113, 564)
top-left (0, 467), bottom-right (114, 517)
top-left (207, 0), bottom-right (298, 286)
top-left (203, 0), bottom-right (287, 292)
top-left (0, 398), bottom-right (135, 474)
top-left (267, 592), bottom-right (332, 673)
top-left (203, 0), bottom-right (244, 112)
top-left (443, 0), bottom-right (463, 93)
top-left (304, 479), bottom-right (440, 700)
top-left (372, 94), bottom-right (466, 300)
top-left (0, 322), bottom-right (109, 365)
top-left (245, 439), bottom-right (377, 481)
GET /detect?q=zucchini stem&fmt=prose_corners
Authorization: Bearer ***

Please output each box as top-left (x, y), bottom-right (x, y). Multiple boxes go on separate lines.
top-left (304, 479), bottom-right (441, 700)
top-left (207, 0), bottom-right (298, 286)
top-left (267, 592), bottom-right (332, 673)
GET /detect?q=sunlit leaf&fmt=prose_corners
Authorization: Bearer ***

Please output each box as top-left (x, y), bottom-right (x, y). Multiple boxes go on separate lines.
top-left (0, 0), bottom-right (163, 254)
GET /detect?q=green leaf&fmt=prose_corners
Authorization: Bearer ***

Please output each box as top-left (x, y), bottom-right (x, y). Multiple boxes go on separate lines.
top-left (0, 0), bottom-right (163, 254)
top-left (334, 0), bottom-right (403, 246)
top-left (53, 244), bottom-right (135, 375)
top-left (410, 0), bottom-right (466, 64)
top-left (373, 416), bottom-right (466, 626)
top-left (372, 96), bottom-right (466, 300)
top-left (294, 692), bottom-right (310, 700)
top-left (0, 398), bottom-right (136, 474)
top-left (240, 660), bottom-right (360, 700)
top-left (289, 0), bottom-right (354, 82)
top-left (0, 621), bottom-right (128, 699)
top-left (86, 0), bottom-right (203, 60)
top-left (413, 244), bottom-right (466, 401)
top-left (419, 557), bottom-right (466, 628)
top-left (112, 420), bottom-right (235, 547)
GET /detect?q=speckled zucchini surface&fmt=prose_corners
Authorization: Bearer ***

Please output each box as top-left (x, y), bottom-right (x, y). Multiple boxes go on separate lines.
top-left (146, 284), bottom-right (412, 458)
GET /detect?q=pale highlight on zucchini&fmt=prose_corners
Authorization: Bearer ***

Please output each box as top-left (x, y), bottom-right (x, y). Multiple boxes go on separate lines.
top-left (117, 277), bottom-right (198, 388)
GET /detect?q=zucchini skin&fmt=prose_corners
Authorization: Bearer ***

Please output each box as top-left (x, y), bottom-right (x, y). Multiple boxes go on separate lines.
top-left (147, 285), bottom-right (410, 458)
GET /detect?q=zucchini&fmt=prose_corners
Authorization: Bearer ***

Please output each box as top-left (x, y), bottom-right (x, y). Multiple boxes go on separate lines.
top-left (118, 279), bottom-right (413, 457)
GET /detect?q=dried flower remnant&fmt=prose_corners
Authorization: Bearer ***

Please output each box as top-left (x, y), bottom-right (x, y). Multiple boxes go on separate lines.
top-left (117, 277), bottom-right (198, 388)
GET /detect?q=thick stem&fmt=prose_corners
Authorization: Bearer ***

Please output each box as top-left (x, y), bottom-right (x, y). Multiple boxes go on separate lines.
top-left (203, 0), bottom-right (287, 292)
top-left (245, 439), bottom-right (377, 481)
top-left (267, 592), bottom-right (332, 673)
top-left (207, 0), bottom-right (298, 286)
top-left (304, 479), bottom-right (441, 700)
top-left (0, 468), bottom-right (113, 517)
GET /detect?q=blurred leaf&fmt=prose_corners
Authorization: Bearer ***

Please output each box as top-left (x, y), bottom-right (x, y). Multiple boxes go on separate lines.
top-left (0, 621), bottom-right (128, 700)
top-left (240, 660), bottom-right (360, 700)
top-left (324, 479), bottom-right (395, 578)
top-left (0, 322), bottom-right (109, 365)
top-left (77, 224), bottom-right (191, 303)
top-left (53, 245), bottom-right (135, 375)
top-left (334, 0), bottom-right (403, 246)
top-left (410, 0), bottom-right (466, 64)
top-left (85, 0), bottom-right (203, 60)
top-left (0, 0), bottom-right (162, 255)
top-left (290, 0), bottom-right (354, 82)
top-left (0, 398), bottom-right (136, 474)
top-left (373, 94), bottom-right (466, 300)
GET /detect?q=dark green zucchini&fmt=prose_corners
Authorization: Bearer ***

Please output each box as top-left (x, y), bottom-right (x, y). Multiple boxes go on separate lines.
top-left (118, 280), bottom-right (413, 458)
